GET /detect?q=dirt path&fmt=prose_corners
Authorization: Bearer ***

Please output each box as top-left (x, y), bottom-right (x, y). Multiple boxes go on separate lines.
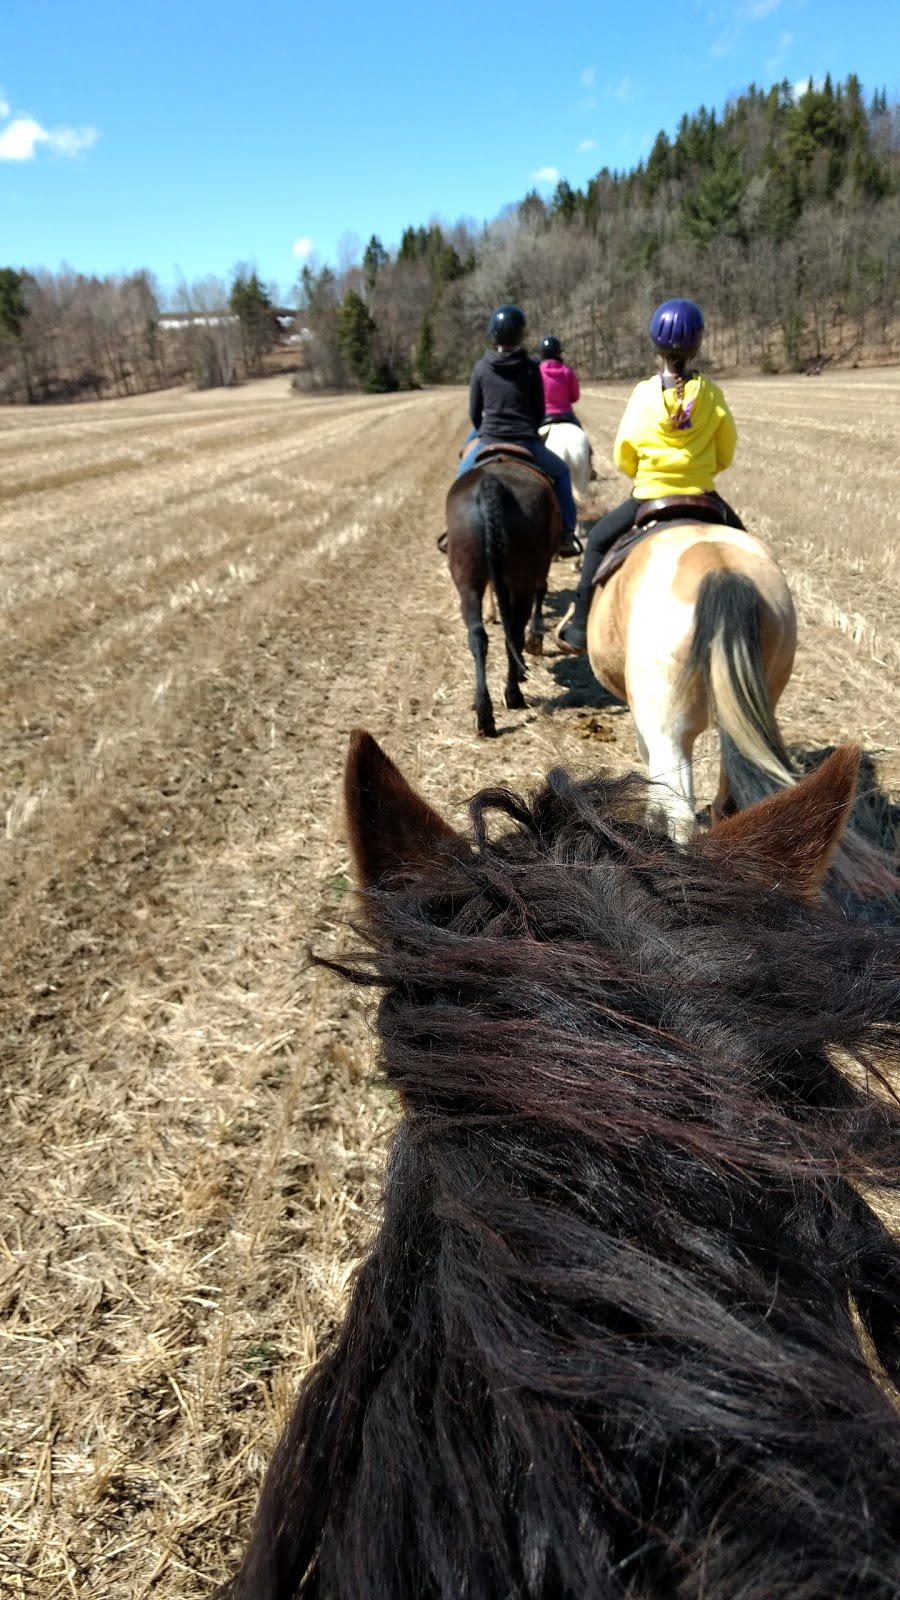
top-left (2, 372), bottom-right (899, 1596)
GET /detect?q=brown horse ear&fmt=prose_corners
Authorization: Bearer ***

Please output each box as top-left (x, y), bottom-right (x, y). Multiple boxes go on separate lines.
top-left (344, 730), bottom-right (464, 890)
top-left (701, 746), bottom-right (860, 899)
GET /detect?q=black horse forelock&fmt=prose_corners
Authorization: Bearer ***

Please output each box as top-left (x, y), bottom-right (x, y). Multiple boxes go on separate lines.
top-left (232, 765), bottom-right (900, 1600)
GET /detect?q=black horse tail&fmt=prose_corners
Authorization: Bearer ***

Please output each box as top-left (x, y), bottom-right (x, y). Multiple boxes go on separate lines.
top-left (475, 475), bottom-right (528, 679)
top-left (683, 569), bottom-right (794, 808)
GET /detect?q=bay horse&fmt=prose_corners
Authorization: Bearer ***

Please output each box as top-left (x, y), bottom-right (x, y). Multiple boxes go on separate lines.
top-left (446, 453), bottom-right (560, 737)
top-left (231, 732), bottom-right (900, 1600)
top-left (586, 522), bottom-right (797, 840)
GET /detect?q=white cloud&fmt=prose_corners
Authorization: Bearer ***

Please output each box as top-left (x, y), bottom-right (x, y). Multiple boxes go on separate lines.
top-left (577, 138), bottom-right (597, 153)
top-left (47, 125), bottom-right (98, 156)
top-left (292, 237), bottom-right (314, 259)
top-left (0, 112), bottom-right (97, 161)
top-left (580, 66), bottom-right (596, 89)
top-left (792, 75), bottom-right (824, 101)
top-left (531, 166), bottom-right (560, 184)
top-left (743, 0), bottom-right (781, 16)
top-left (612, 75), bottom-right (634, 103)
top-left (0, 93), bottom-right (9, 119)
top-left (0, 117), bottom-right (45, 160)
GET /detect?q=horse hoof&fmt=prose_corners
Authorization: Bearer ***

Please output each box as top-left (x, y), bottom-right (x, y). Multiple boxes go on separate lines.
top-left (525, 632), bottom-right (543, 657)
top-left (477, 719), bottom-right (498, 737)
top-left (505, 690), bottom-right (526, 711)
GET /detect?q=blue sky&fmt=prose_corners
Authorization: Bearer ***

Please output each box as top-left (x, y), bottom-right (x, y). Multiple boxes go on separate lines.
top-left (2, 0), bottom-right (897, 303)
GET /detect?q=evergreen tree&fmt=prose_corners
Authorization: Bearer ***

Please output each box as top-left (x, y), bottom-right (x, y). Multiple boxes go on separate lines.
top-left (415, 315), bottom-right (436, 383)
top-left (681, 148), bottom-right (746, 245)
top-left (229, 270), bottom-right (273, 377)
top-left (0, 269), bottom-right (29, 340)
top-left (363, 235), bottom-right (388, 291)
top-left (337, 290), bottom-right (376, 385)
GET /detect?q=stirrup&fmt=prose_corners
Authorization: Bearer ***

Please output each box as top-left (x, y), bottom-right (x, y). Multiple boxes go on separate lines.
top-left (558, 529), bottom-right (582, 558)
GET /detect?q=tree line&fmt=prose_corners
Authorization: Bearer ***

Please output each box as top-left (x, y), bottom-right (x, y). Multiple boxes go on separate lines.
top-left (1, 74), bottom-right (898, 404)
top-left (0, 266), bottom-right (280, 403)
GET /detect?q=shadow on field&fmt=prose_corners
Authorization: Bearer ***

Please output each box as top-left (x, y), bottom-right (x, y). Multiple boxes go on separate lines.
top-left (795, 745), bottom-right (900, 930)
top-left (537, 580), bottom-right (629, 715)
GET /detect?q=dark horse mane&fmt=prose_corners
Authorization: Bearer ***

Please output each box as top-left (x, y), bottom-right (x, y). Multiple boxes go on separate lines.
top-left (232, 741), bottom-right (900, 1599)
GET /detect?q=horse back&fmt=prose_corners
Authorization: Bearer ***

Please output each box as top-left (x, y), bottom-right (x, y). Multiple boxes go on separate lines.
top-left (446, 463), bottom-right (560, 594)
top-left (590, 524), bottom-right (794, 704)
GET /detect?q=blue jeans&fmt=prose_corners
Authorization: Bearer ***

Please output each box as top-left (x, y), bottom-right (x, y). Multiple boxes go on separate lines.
top-left (456, 432), bottom-right (577, 531)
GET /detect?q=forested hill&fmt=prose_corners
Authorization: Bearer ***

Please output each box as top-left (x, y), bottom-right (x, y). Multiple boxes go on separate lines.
top-left (1, 75), bottom-right (898, 403)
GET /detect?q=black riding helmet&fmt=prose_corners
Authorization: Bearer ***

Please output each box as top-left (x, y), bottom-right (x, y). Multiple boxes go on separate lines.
top-left (540, 335), bottom-right (563, 359)
top-left (488, 304), bottom-right (526, 346)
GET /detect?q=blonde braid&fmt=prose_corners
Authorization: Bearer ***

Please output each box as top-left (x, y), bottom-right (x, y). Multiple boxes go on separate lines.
top-left (670, 370), bottom-right (687, 428)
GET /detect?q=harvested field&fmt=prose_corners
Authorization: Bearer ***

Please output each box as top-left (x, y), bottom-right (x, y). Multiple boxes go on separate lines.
top-left (2, 368), bottom-right (900, 1597)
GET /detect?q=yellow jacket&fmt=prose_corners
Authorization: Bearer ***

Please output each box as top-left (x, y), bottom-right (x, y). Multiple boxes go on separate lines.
top-left (613, 373), bottom-right (737, 498)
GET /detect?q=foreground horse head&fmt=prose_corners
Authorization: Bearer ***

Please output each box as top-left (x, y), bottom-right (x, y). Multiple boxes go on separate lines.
top-left (446, 458), bottom-right (560, 736)
top-left (232, 735), bottom-right (900, 1600)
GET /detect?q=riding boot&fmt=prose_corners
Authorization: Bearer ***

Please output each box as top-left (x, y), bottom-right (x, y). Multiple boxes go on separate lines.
top-left (557, 499), bottom-right (638, 653)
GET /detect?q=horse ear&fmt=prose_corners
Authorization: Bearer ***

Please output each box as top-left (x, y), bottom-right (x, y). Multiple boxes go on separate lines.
top-left (701, 746), bottom-right (859, 899)
top-left (344, 729), bottom-right (463, 890)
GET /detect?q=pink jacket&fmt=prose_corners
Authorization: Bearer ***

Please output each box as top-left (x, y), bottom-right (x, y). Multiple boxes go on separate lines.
top-left (540, 359), bottom-right (580, 414)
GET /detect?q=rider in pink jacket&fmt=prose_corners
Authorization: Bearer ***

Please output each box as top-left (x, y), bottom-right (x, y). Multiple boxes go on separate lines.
top-left (539, 336), bottom-right (583, 427)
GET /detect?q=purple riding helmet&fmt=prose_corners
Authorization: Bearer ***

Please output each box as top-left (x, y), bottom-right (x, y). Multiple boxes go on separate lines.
top-left (649, 298), bottom-right (705, 353)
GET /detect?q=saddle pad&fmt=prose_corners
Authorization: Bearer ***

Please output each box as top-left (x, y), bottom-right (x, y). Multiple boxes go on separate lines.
top-left (591, 515), bottom-right (730, 588)
top-left (592, 524), bottom-right (659, 587)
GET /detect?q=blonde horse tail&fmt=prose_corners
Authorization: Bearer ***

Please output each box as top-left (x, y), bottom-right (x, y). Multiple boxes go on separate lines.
top-left (685, 569), bottom-right (795, 808)
top-left (686, 570), bottom-right (898, 901)
top-left (476, 475), bottom-right (528, 679)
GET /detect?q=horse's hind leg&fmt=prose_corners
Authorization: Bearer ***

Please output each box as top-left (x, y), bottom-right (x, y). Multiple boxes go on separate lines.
top-left (460, 588), bottom-right (496, 736)
top-left (525, 583), bottom-right (547, 656)
top-left (504, 595), bottom-right (531, 710)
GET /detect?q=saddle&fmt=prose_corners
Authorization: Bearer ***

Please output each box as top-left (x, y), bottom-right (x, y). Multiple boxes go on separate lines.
top-left (472, 441), bottom-right (555, 489)
top-left (592, 496), bottom-right (731, 589)
top-left (633, 493), bottom-right (728, 530)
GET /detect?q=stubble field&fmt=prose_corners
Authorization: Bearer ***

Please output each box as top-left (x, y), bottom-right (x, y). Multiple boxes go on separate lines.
top-left (2, 369), bottom-right (900, 1597)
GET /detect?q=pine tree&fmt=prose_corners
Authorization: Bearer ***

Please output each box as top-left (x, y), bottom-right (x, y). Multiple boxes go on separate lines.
top-left (229, 270), bottom-right (273, 377)
top-left (337, 290), bottom-right (376, 385)
top-left (415, 315), bottom-right (436, 384)
top-left (0, 268), bottom-right (29, 340)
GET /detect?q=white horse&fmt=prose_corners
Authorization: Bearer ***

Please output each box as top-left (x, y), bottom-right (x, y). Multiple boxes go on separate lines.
top-left (540, 420), bottom-right (592, 500)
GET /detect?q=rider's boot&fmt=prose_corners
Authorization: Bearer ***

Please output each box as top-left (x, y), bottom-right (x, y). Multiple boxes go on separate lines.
top-left (556, 580), bottom-right (592, 654)
top-left (558, 526), bottom-right (580, 557)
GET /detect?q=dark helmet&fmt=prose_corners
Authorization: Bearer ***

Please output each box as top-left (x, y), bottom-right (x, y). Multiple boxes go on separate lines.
top-left (649, 298), bottom-right (705, 353)
top-left (488, 303), bottom-right (527, 345)
top-left (540, 334), bottom-right (563, 360)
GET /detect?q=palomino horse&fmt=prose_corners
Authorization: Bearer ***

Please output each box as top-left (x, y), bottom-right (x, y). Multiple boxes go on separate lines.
top-left (586, 521), bottom-right (797, 838)
top-left (540, 418), bottom-right (592, 499)
top-left (231, 732), bottom-right (900, 1600)
top-left (446, 452), bottom-right (560, 737)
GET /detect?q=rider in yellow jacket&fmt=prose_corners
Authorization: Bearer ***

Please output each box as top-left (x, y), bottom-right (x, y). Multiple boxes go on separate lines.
top-left (612, 371), bottom-right (737, 498)
top-left (558, 299), bottom-right (743, 654)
